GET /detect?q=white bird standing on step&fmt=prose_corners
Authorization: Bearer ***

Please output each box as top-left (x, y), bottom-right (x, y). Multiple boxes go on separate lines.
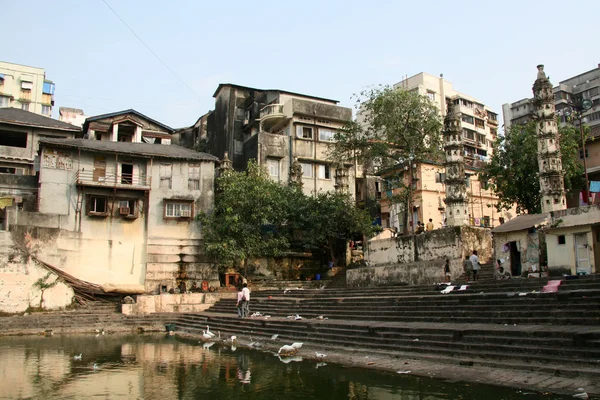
top-left (205, 326), bottom-right (216, 338)
top-left (271, 334), bottom-right (279, 340)
top-left (278, 342), bottom-right (303, 356)
top-left (93, 363), bottom-right (99, 371)
top-left (202, 330), bottom-right (213, 341)
top-left (73, 354), bottom-right (82, 360)
top-left (315, 352), bottom-right (326, 359)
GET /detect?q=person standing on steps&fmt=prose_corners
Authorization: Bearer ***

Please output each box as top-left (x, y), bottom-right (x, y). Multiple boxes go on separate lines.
top-left (470, 250), bottom-right (481, 281)
top-left (463, 255), bottom-right (473, 282)
top-left (236, 287), bottom-right (245, 318)
top-left (444, 258), bottom-right (451, 282)
top-left (241, 282), bottom-right (250, 318)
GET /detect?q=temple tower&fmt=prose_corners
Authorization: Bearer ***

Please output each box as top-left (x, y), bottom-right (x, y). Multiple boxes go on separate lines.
top-left (443, 100), bottom-right (469, 226)
top-left (334, 164), bottom-right (349, 193)
top-left (532, 65), bottom-right (566, 213)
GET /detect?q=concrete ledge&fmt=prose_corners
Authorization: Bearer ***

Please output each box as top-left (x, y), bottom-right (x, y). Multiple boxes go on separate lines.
top-left (123, 292), bottom-right (236, 315)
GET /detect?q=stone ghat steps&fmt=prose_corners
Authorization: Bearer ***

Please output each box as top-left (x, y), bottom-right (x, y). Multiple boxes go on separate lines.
top-left (171, 314), bottom-right (600, 377)
top-left (252, 278), bottom-right (600, 299)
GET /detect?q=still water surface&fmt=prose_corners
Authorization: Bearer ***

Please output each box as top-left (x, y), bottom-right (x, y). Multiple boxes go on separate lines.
top-left (0, 334), bottom-right (577, 400)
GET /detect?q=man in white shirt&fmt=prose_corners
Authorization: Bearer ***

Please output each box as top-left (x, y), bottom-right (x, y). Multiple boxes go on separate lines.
top-left (241, 282), bottom-right (250, 317)
top-left (470, 250), bottom-right (481, 281)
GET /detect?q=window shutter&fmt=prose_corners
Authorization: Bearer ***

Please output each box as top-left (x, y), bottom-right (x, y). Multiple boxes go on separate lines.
top-left (296, 125), bottom-right (303, 138)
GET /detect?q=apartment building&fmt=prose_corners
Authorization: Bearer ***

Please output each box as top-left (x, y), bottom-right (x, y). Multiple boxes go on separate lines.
top-left (0, 61), bottom-right (55, 117)
top-left (393, 72), bottom-right (499, 164)
top-left (59, 107), bottom-right (87, 128)
top-left (205, 84), bottom-right (355, 197)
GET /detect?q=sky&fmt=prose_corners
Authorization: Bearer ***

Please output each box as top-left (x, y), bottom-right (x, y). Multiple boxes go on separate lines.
top-left (1, 0), bottom-right (598, 129)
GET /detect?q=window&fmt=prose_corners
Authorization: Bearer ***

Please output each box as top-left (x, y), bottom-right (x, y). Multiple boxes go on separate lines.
top-left (267, 159), bottom-right (279, 180)
top-left (558, 235), bottom-right (566, 245)
top-left (188, 164), bottom-right (201, 190)
top-left (21, 103), bottom-right (30, 111)
top-left (462, 129), bottom-right (475, 140)
top-left (487, 111), bottom-right (498, 121)
top-left (477, 134), bottom-right (486, 143)
top-left (318, 129), bottom-right (336, 142)
top-left (41, 105), bottom-right (51, 116)
top-left (21, 81), bottom-right (33, 90)
top-left (121, 163), bottom-right (133, 184)
top-left (435, 172), bottom-right (446, 183)
top-left (296, 125), bottom-right (313, 139)
top-left (580, 149), bottom-right (589, 159)
top-left (118, 199), bottom-right (138, 218)
top-left (164, 201), bottom-right (193, 219)
top-left (0, 167), bottom-right (25, 175)
top-left (87, 196), bottom-right (108, 216)
top-left (42, 81), bottom-right (55, 95)
top-left (0, 130), bottom-right (27, 148)
top-left (159, 164), bottom-right (172, 188)
top-left (474, 118), bottom-right (485, 129)
top-left (426, 91), bottom-right (435, 101)
top-left (301, 162), bottom-right (313, 178)
top-left (0, 97), bottom-right (9, 107)
top-left (318, 164), bottom-right (331, 180)
top-left (461, 115), bottom-right (474, 125)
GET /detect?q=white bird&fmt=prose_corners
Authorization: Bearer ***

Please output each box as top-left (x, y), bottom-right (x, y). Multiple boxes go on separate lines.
top-left (205, 326), bottom-right (216, 338)
top-left (73, 354), bottom-right (82, 360)
top-left (315, 352), bottom-right (326, 358)
top-left (278, 342), bottom-right (303, 355)
top-left (316, 362), bottom-right (327, 369)
top-left (271, 334), bottom-right (279, 340)
top-left (294, 314), bottom-right (303, 320)
top-left (202, 330), bottom-right (212, 340)
top-left (93, 363), bottom-right (99, 370)
top-left (203, 342), bottom-right (215, 350)
top-left (291, 342), bottom-right (303, 350)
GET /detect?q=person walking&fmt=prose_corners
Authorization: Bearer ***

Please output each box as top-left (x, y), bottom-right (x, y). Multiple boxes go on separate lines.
top-left (463, 255), bottom-right (473, 282)
top-left (236, 287), bottom-right (245, 318)
top-left (241, 282), bottom-right (250, 317)
top-left (444, 258), bottom-right (451, 282)
top-left (470, 250), bottom-right (481, 281)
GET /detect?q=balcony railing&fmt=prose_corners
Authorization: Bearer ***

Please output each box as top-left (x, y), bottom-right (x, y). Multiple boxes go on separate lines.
top-left (259, 104), bottom-right (284, 120)
top-left (75, 170), bottom-right (151, 189)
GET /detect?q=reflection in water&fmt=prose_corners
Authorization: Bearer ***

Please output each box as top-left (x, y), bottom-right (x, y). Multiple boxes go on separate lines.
top-left (0, 334), bottom-right (574, 400)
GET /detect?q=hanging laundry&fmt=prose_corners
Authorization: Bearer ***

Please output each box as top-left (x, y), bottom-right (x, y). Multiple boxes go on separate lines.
top-left (590, 181), bottom-right (600, 193)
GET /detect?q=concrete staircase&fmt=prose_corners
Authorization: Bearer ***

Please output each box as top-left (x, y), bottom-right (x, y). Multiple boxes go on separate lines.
top-left (168, 275), bottom-right (600, 378)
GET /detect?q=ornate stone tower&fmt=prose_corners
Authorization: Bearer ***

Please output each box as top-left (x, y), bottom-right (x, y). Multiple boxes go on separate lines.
top-left (289, 157), bottom-right (303, 190)
top-left (334, 164), bottom-right (349, 193)
top-left (443, 100), bottom-right (469, 226)
top-left (532, 65), bottom-right (566, 213)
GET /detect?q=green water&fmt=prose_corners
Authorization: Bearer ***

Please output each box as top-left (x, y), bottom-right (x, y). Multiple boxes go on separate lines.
top-left (0, 334), bottom-right (580, 399)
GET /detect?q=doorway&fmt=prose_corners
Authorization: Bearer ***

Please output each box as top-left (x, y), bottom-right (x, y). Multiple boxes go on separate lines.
top-left (574, 233), bottom-right (592, 275)
top-left (509, 241), bottom-right (522, 277)
top-left (121, 163), bottom-right (133, 184)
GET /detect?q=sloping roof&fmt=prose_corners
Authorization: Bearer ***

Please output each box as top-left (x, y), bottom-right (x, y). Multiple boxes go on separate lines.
top-left (0, 108), bottom-right (81, 132)
top-left (38, 138), bottom-right (218, 162)
top-left (83, 109), bottom-right (174, 133)
top-left (212, 83), bottom-right (339, 104)
top-left (491, 213), bottom-right (550, 234)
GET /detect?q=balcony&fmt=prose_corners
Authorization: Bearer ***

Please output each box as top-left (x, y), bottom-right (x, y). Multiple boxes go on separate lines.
top-left (75, 170), bottom-right (151, 190)
top-left (259, 103), bottom-right (290, 132)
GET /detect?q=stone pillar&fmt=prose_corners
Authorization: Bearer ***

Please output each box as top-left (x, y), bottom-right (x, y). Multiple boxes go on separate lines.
top-left (334, 164), bottom-right (349, 193)
top-left (134, 126), bottom-right (142, 143)
top-left (443, 100), bottom-right (469, 226)
top-left (532, 65), bottom-right (566, 213)
top-left (111, 123), bottom-right (119, 142)
top-left (289, 157), bottom-right (303, 190)
top-left (218, 151), bottom-right (233, 177)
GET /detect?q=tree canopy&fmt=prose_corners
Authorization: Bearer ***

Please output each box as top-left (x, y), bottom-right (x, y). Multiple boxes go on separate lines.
top-left (479, 120), bottom-right (586, 214)
top-left (198, 160), bottom-right (376, 270)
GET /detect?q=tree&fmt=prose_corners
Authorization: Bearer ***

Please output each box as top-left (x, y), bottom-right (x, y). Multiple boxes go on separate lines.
top-left (197, 160), bottom-right (293, 270)
top-left (479, 120), bottom-right (585, 214)
top-left (331, 85), bottom-right (443, 232)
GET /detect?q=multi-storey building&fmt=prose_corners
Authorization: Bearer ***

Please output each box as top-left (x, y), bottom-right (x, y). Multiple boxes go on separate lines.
top-left (82, 109), bottom-right (174, 144)
top-left (205, 84), bottom-right (355, 197)
top-left (0, 61), bottom-right (55, 117)
top-left (503, 64), bottom-right (600, 205)
top-left (393, 72), bottom-right (499, 163)
top-left (59, 107), bottom-right (87, 128)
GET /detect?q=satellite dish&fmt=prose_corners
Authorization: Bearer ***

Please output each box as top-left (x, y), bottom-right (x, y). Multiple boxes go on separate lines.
top-left (582, 99), bottom-right (593, 111)
top-left (563, 107), bottom-right (572, 117)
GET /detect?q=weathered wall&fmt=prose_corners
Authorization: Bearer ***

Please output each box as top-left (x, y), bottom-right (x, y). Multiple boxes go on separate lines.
top-left (493, 230), bottom-right (545, 275)
top-left (0, 231), bottom-right (73, 313)
top-left (121, 292), bottom-right (233, 315)
top-left (353, 226), bottom-right (491, 286)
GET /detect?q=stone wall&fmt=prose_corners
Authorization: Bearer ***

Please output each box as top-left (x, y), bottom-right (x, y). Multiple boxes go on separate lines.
top-left (122, 292), bottom-right (234, 315)
top-left (0, 231), bottom-right (73, 313)
top-left (349, 226), bottom-right (491, 287)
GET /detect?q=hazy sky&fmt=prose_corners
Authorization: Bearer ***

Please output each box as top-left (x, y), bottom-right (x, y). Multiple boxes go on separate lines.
top-left (2, 0), bottom-right (598, 129)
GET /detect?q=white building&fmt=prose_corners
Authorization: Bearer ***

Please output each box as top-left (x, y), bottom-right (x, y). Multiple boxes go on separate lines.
top-left (393, 72), bottom-right (500, 163)
top-left (0, 61), bottom-right (55, 117)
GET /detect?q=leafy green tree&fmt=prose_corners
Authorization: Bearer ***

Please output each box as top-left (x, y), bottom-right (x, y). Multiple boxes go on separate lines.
top-left (479, 120), bottom-right (585, 214)
top-left (331, 86), bottom-right (443, 232)
top-left (197, 160), bottom-right (293, 270)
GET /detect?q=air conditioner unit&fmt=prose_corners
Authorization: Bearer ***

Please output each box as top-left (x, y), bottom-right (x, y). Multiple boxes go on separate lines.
top-left (180, 210), bottom-right (191, 217)
top-left (119, 207), bottom-right (130, 215)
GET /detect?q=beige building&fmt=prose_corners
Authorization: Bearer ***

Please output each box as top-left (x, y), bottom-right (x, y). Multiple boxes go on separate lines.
top-left (378, 161), bottom-right (516, 232)
top-left (82, 109), bottom-right (174, 144)
top-left (0, 61), bottom-right (55, 117)
top-left (394, 72), bottom-right (499, 162)
top-left (58, 107), bottom-right (87, 127)
top-left (206, 84), bottom-right (355, 197)
top-left (5, 138), bottom-right (218, 296)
